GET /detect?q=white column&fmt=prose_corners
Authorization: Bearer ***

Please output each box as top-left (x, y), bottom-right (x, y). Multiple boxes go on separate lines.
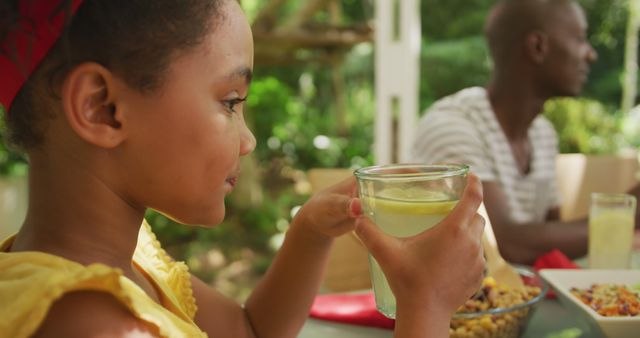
top-left (374, 0), bottom-right (421, 164)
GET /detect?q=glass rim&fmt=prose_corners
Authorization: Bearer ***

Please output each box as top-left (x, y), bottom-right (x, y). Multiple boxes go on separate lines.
top-left (354, 163), bottom-right (469, 181)
top-left (591, 193), bottom-right (636, 203)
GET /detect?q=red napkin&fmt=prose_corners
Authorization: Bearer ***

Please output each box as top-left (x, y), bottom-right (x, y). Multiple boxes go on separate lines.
top-left (309, 249), bottom-right (577, 328)
top-left (533, 249), bottom-right (580, 298)
top-left (533, 249), bottom-right (579, 270)
top-left (309, 292), bottom-right (395, 330)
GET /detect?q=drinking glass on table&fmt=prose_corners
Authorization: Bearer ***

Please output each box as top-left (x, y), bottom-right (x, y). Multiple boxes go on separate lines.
top-left (354, 163), bottom-right (468, 319)
top-left (588, 193), bottom-right (636, 269)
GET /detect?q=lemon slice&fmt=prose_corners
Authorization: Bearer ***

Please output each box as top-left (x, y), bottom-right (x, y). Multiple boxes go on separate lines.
top-left (369, 188), bottom-right (458, 215)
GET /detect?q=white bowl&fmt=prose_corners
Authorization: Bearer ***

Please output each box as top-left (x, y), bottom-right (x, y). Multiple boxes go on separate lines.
top-left (540, 269), bottom-right (640, 338)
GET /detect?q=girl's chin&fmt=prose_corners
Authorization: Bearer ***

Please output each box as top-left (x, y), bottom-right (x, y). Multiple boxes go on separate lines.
top-left (190, 221), bottom-right (223, 228)
top-left (203, 211), bottom-right (226, 226)
top-left (197, 211), bottom-right (226, 227)
top-left (167, 206), bottom-right (226, 227)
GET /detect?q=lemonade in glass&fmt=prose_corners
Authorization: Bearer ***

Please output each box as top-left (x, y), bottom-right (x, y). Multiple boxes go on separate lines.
top-left (588, 193), bottom-right (636, 269)
top-left (354, 163), bottom-right (468, 318)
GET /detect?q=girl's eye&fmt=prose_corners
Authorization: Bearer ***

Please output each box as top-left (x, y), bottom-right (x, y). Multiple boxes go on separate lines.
top-left (222, 96), bottom-right (247, 114)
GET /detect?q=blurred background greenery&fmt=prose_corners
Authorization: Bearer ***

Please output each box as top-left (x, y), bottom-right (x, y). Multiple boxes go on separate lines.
top-left (0, 0), bottom-right (638, 301)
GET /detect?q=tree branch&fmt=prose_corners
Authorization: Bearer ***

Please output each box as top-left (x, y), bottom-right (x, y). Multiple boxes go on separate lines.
top-left (254, 25), bottom-right (373, 49)
top-left (276, 0), bottom-right (331, 33)
top-left (251, 0), bottom-right (289, 32)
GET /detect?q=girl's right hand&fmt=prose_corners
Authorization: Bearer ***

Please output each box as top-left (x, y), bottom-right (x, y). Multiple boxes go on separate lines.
top-left (354, 174), bottom-right (485, 317)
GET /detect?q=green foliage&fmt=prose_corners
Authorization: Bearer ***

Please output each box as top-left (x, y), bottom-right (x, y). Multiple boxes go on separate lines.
top-left (420, 36), bottom-right (491, 111)
top-left (240, 0), bottom-right (262, 22)
top-left (621, 106), bottom-right (640, 148)
top-left (543, 98), bottom-right (626, 154)
top-left (580, 0), bottom-right (629, 106)
top-left (247, 45), bottom-right (375, 171)
top-left (420, 0), bottom-right (493, 40)
top-left (340, 0), bottom-right (373, 25)
top-left (0, 105), bottom-right (28, 177)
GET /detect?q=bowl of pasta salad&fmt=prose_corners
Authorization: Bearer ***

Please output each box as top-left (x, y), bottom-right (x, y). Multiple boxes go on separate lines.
top-left (449, 266), bottom-right (547, 338)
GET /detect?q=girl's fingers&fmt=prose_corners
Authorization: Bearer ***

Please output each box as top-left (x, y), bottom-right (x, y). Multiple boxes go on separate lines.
top-left (349, 198), bottom-right (362, 218)
top-left (442, 174), bottom-right (483, 228)
top-left (327, 195), bottom-right (360, 222)
top-left (470, 213), bottom-right (486, 240)
top-left (324, 175), bottom-right (357, 195)
top-left (354, 216), bottom-right (396, 262)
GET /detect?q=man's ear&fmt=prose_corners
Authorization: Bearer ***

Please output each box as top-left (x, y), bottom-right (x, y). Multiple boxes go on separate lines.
top-left (61, 62), bottom-right (126, 148)
top-left (525, 30), bottom-right (549, 64)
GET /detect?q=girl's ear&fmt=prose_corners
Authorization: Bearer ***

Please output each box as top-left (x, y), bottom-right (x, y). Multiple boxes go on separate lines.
top-left (525, 30), bottom-right (549, 64)
top-left (61, 62), bottom-right (127, 148)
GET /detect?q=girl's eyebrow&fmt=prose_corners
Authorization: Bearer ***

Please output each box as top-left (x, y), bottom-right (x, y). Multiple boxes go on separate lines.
top-left (226, 66), bottom-right (253, 84)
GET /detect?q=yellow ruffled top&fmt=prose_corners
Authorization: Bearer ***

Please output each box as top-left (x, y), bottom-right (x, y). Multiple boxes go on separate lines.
top-left (0, 220), bottom-right (207, 338)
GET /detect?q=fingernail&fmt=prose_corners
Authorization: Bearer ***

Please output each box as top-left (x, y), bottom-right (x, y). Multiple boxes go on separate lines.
top-left (349, 198), bottom-right (362, 217)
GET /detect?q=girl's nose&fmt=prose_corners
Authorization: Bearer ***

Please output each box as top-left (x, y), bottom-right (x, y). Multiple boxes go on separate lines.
top-left (239, 123), bottom-right (256, 156)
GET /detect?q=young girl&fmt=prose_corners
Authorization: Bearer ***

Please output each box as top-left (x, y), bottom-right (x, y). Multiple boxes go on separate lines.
top-left (0, 1), bottom-right (486, 337)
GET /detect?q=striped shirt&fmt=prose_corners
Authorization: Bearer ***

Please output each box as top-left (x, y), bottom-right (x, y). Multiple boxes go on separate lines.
top-left (410, 87), bottom-right (560, 224)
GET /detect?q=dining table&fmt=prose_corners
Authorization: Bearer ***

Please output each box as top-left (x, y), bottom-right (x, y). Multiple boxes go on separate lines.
top-left (298, 248), bottom-right (640, 338)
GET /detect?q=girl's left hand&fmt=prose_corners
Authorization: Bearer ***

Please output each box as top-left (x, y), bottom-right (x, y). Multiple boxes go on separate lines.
top-left (292, 176), bottom-right (361, 240)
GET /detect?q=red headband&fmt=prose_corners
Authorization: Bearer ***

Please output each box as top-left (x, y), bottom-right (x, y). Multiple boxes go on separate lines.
top-left (0, 0), bottom-right (85, 111)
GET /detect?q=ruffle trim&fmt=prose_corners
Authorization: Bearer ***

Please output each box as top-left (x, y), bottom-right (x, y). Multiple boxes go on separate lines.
top-left (137, 221), bottom-right (198, 319)
top-left (167, 261), bottom-right (198, 319)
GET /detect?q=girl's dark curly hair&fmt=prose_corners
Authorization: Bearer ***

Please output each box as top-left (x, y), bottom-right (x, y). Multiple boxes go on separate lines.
top-left (1, 0), bottom-right (225, 150)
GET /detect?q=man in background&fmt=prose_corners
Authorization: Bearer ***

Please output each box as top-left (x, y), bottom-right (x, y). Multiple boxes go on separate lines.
top-left (411, 0), bottom-right (598, 264)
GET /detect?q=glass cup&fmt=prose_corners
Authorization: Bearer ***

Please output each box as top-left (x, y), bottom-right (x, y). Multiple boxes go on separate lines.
top-left (354, 163), bottom-right (469, 318)
top-left (588, 193), bottom-right (636, 269)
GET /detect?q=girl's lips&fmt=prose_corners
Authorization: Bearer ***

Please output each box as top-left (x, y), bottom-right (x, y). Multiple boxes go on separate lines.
top-left (226, 176), bottom-right (238, 188)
